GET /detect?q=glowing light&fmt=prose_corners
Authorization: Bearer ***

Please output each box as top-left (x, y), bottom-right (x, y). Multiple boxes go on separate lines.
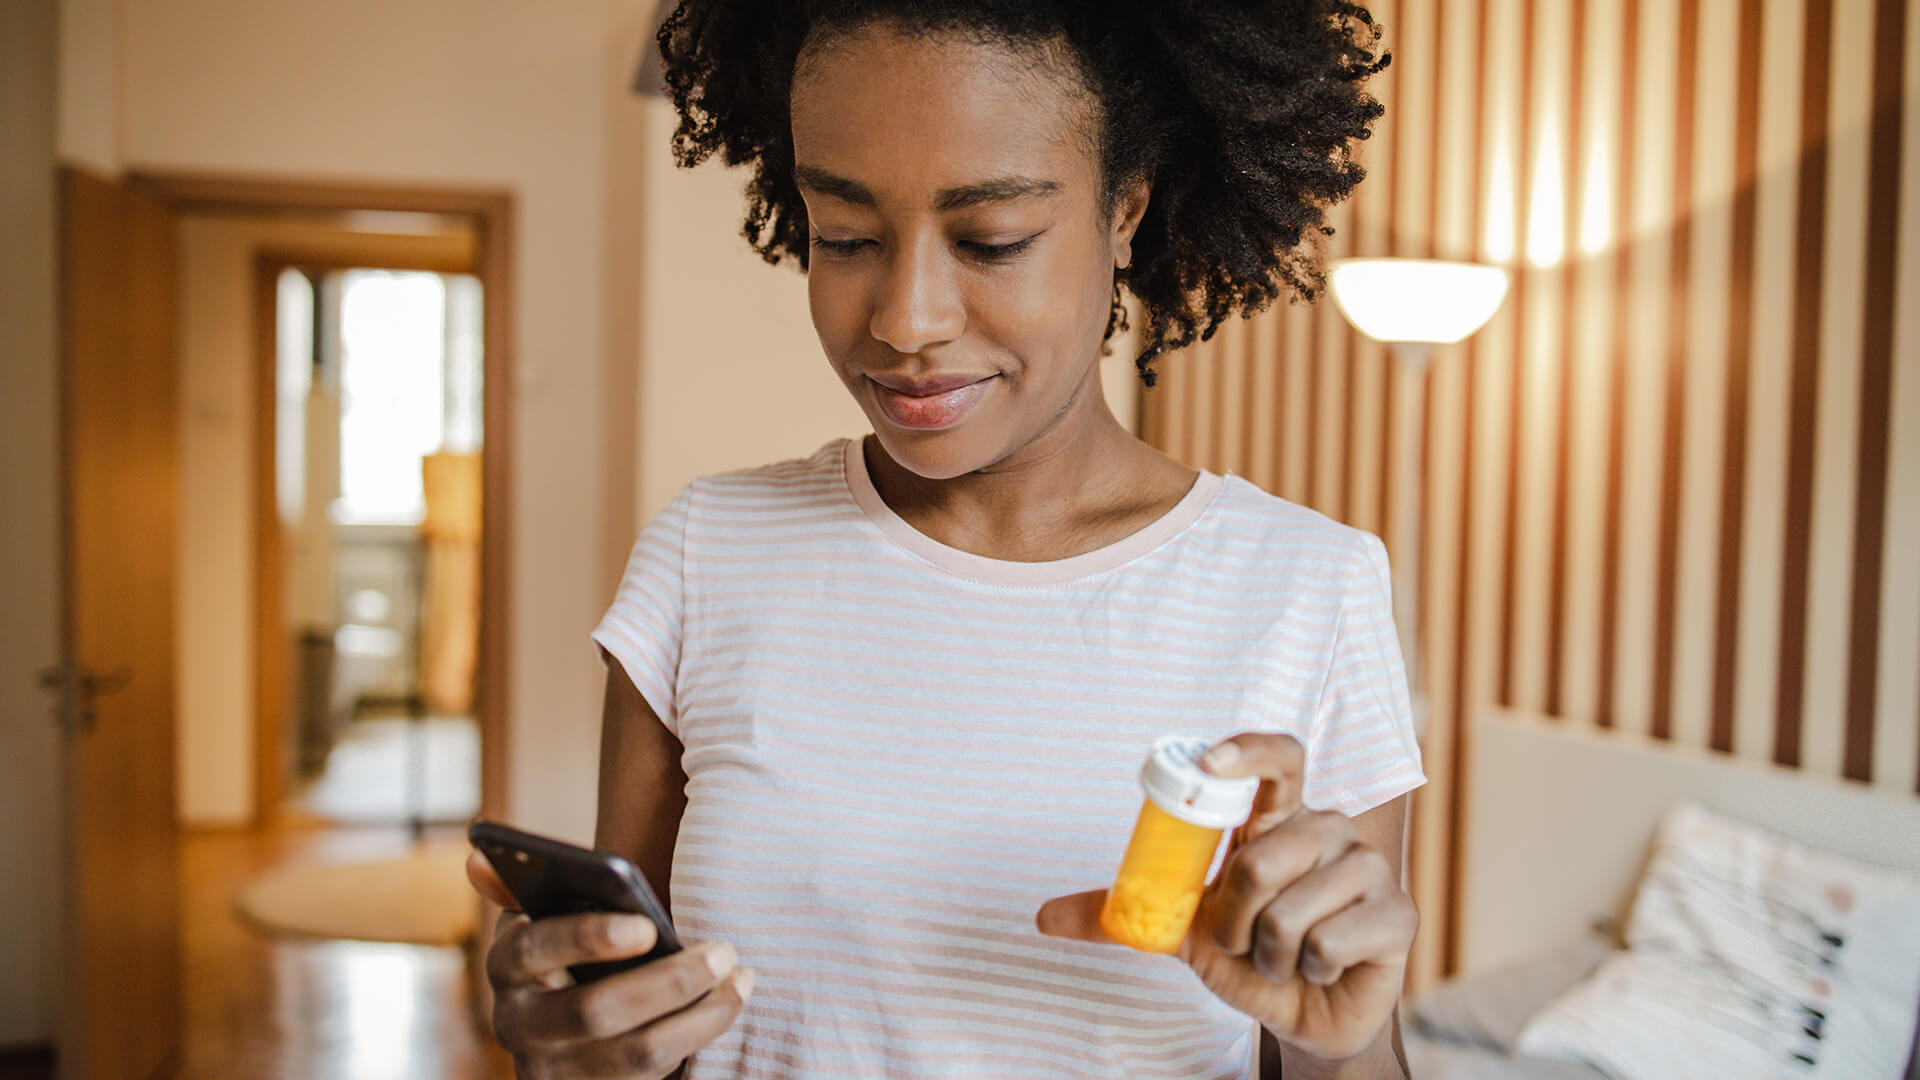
top-left (1484, 139), bottom-right (1517, 265)
top-left (1329, 259), bottom-right (1512, 345)
top-left (341, 945), bottom-right (423, 1079)
top-left (1578, 132), bottom-right (1614, 256)
top-left (1526, 120), bottom-right (1566, 268)
top-left (338, 270), bottom-right (446, 525)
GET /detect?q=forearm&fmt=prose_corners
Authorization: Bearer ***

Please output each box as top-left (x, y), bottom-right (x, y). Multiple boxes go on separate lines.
top-left (1262, 1014), bottom-right (1409, 1080)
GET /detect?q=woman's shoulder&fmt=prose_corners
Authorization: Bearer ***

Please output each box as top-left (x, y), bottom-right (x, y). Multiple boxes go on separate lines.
top-left (1203, 475), bottom-right (1385, 570)
top-left (680, 438), bottom-right (852, 503)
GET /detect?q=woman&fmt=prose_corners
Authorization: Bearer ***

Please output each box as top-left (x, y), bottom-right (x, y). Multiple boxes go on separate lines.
top-left (471, 2), bottom-right (1421, 1077)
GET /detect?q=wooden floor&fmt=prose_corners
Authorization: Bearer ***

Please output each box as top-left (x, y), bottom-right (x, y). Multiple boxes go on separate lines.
top-left (164, 822), bottom-right (515, 1080)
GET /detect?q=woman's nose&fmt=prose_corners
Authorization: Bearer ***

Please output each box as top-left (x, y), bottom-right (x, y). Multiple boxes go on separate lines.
top-left (868, 242), bottom-right (965, 354)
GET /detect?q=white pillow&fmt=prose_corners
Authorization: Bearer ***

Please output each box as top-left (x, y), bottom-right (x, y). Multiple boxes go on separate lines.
top-left (1517, 802), bottom-right (1920, 1079)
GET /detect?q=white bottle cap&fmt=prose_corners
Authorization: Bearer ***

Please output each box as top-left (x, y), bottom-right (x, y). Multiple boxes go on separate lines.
top-left (1139, 735), bottom-right (1261, 830)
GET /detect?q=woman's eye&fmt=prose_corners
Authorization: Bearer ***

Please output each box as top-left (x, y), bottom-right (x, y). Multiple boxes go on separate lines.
top-left (809, 233), bottom-right (1041, 260)
top-left (811, 236), bottom-right (873, 256)
top-left (960, 234), bottom-right (1040, 261)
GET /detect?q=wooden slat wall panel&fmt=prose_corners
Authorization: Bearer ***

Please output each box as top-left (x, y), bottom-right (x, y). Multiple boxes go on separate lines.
top-left (1138, 0), bottom-right (1920, 982)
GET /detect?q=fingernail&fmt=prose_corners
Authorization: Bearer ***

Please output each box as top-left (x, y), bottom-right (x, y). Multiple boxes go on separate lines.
top-left (706, 943), bottom-right (738, 978)
top-left (613, 916), bottom-right (656, 949)
top-left (734, 967), bottom-right (756, 999)
top-left (1202, 742), bottom-right (1240, 771)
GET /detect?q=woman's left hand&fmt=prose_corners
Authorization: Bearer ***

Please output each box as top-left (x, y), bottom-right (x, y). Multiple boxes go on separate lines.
top-left (1036, 732), bottom-right (1416, 1064)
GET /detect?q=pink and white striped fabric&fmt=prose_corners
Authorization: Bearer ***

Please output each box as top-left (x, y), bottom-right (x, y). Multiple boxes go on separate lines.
top-left (592, 437), bottom-right (1424, 1080)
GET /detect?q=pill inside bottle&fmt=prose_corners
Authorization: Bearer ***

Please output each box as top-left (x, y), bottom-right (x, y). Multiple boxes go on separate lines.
top-left (1100, 736), bottom-right (1259, 954)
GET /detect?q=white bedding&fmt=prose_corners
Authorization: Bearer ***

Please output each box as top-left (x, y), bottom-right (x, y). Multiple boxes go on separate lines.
top-left (1405, 1036), bottom-right (1608, 1080)
top-left (1429, 711), bottom-right (1920, 1080)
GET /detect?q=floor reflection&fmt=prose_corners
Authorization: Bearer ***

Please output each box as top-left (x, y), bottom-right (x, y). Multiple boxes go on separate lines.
top-left (169, 824), bottom-right (512, 1080)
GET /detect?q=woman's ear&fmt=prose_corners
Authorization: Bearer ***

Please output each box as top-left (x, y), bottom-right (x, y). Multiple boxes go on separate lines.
top-left (1110, 179), bottom-right (1151, 270)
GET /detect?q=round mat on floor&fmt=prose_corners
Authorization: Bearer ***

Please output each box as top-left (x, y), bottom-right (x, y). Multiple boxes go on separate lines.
top-left (234, 843), bottom-right (478, 946)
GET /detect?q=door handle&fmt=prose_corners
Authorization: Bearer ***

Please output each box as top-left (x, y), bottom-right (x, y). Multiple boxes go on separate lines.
top-left (79, 667), bottom-right (131, 697)
top-left (36, 662), bottom-right (131, 735)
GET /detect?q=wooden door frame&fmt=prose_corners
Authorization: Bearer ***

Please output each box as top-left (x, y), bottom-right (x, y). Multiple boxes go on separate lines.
top-left (130, 171), bottom-right (514, 823)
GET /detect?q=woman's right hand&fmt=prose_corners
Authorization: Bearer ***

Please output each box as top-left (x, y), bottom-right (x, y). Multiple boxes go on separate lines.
top-left (468, 852), bottom-right (755, 1079)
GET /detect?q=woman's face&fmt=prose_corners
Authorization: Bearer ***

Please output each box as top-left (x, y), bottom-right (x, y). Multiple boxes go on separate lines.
top-left (789, 25), bottom-right (1146, 481)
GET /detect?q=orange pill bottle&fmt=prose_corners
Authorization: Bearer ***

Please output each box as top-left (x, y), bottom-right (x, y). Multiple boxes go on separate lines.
top-left (1100, 736), bottom-right (1259, 954)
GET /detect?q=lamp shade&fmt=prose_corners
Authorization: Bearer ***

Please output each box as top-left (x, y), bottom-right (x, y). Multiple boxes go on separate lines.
top-left (1328, 258), bottom-right (1510, 345)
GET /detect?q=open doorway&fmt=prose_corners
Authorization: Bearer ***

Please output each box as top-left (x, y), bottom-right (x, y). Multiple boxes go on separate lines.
top-left (132, 173), bottom-right (514, 835)
top-left (41, 171), bottom-right (515, 1080)
top-left (137, 178), bottom-right (516, 1079)
top-left (273, 263), bottom-right (485, 829)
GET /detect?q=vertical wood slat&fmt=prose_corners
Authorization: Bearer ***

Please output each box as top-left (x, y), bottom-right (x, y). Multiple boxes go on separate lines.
top-left (1421, 0), bottom-right (1484, 981)
top-left (1710, 0), bottom-right (1769, 756)
top-left (1374, 0), bottom-right (1404, 548)
top-left (1646, 0), bottom-right (1693, 741)
top-left (1496, 0), bottom-right (1536, 708)
top-left (1774, 0), bottom-right (1835, 769)
top-left (1669, 0), bottom-right (1740, 753)
top-left (1246, 307), bottom-right (1280, 495)
top-left (1801, 0), bottom-right (1876, 777)
top-left (1598, 0), bottom-right (1643, 731)
top-left (1869, 0), bottom-right (1920, 795)
top-left (1440, 0), bottom-right (1495, 975)
top-left (1401, 0), bottom-right (1448, 990)
top-left (1735, 0), bottom-right (1812, 763)
top-left (1282, 295), bottom-right (1314, 503)
top-left (1213, 317), bottom-right (1241, 478)
top-left (1842, 0), bottom-right (1905, 782)
top-left (1237, 312), bottom-right (1259, 484)
top-left (1546, 0), bottom-right (1585, 718)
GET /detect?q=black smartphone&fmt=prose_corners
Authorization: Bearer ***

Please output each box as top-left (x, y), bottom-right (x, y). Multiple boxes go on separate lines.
top-left (469, 819), bottom-right (682, 983)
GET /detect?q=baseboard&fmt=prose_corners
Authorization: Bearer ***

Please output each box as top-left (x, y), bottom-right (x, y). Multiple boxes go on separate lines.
top-left (0, 1043), bottom-right (55, 1080)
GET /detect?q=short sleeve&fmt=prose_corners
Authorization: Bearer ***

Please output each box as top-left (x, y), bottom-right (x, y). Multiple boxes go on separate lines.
top-left (591, 484), bottom-right (693, 735)
top-left (1300, 532), bottom-right (1427, 816)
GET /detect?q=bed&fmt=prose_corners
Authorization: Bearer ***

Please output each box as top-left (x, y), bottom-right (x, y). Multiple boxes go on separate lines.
top-left (1404, 707), bottom-right (1920, 1079)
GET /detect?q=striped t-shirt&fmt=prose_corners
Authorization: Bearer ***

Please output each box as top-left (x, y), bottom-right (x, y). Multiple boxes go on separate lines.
top-left (592, 438), bottom-right (1424, 1080)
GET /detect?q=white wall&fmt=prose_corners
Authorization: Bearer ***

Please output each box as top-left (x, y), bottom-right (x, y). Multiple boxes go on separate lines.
top-left (1, 0), bottom-right (66, 1047)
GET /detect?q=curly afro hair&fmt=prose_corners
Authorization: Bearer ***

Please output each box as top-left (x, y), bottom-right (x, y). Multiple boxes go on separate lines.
top-left (657, 0), bottom-right (1388, 387)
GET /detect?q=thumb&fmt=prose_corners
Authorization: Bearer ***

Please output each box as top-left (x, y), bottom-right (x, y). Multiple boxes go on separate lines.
top-left (465, 849), bottom-right (520, 911)
top-left (1035, 890), bottom-right (1119, 944)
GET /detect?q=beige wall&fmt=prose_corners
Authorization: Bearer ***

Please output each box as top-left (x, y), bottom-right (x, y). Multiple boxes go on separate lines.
top-left (172, 217), bottom-right (474, 826)
top-left (1, 0), bottom-right (64, 1048)
top-left (632, 97), bottom-right (867, 525)
top-left (54, 0), bottom-right (116, 173)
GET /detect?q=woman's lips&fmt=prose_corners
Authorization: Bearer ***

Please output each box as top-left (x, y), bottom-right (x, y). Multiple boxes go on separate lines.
top-left (869, 375), bottom-right (996, 430)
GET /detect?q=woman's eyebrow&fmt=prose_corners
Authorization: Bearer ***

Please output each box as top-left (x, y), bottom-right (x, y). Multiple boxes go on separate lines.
top-left (794, 166), bottom-right (1061, 211)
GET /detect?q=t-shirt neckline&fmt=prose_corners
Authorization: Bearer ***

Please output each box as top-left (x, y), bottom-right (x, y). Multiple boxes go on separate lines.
top-left (841, 437), bottom-right (1225, 586)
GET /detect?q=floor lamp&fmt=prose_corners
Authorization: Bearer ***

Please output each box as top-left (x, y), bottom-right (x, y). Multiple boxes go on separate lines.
top-left (1328, 258), bottom-right (1509, 721)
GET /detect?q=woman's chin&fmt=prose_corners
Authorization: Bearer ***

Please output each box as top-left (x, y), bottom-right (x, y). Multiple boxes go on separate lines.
top-left (866, 425), bottom-right (1000, 482)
